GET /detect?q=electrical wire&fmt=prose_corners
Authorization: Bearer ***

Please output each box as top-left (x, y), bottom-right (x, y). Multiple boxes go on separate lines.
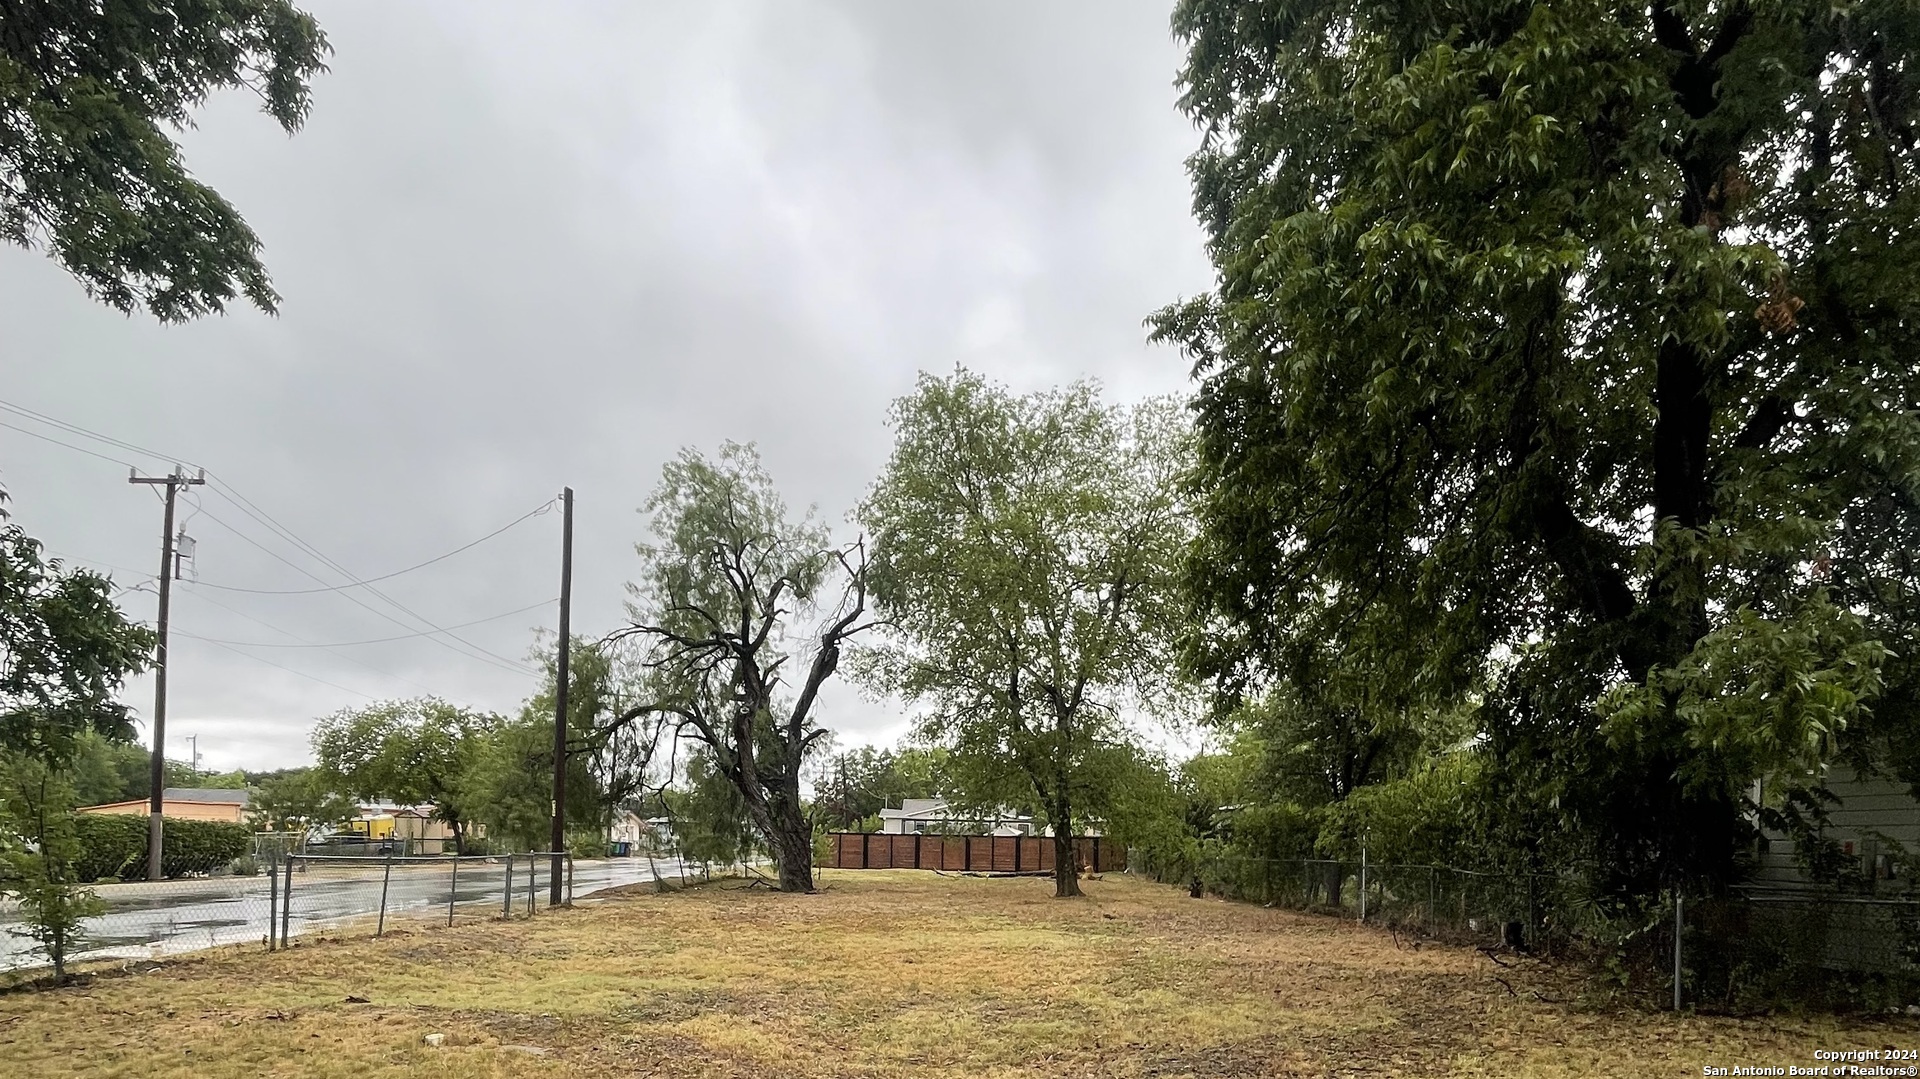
top-left (0, 399), bottom-right (196, 469)
top-left (180, 634), bottom-right (378, 702)
top-left (177, 584), bottom-right (445, 697)
top-left (191, 498), bottom-right (554, 595)
top-left (0, 396), bottom-right (551, 676)
top-left (201, 476), bottom-right (544, 674)
top-left (0, 419), bottom-right (140, 469)
top-left (44, 549), bottom-right (155, 578)
top-left (188, 500), bottom-right (536, 675)
top-left (176, 596), bottom-right (556, 649)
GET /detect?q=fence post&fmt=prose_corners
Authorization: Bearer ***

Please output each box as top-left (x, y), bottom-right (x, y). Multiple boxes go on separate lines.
top-left (1428, 866), bottom-right (1436, 931)
top-left (528, 855), bottom-right (536, 915)
top-left (267, 852), bottom-right (278, 950)
top-left (503, 855), bottom-right (514, 918)
top-left (1673, 890), bottom-right (1684, 1012)
top-left (566, 852), bottom-right (574, 906)
top-left (449, 855), bottom-right (460, 927)
top-left (862, 832), bottom-right (870, 870)
top-left (280, 855), bottom-right (295, 948)
top-left (1014, 835), bottom-right (1022, 873)
top-left (964, 836), bottom-right (972, 872)
top-left (377, 851), bottom-right (394, 937)
top-left (1359, 841), bottom-right (1369, 923)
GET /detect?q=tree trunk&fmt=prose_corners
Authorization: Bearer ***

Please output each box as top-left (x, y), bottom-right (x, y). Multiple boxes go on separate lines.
top-left (1051, 789), bottom-right (1082, 898)
top-left (1323, 862), bottom-right (1346, 910)
top-left (1052, 829), bottom-right (1081, 897)
top-left (765, 796), bottom-right (816, 893)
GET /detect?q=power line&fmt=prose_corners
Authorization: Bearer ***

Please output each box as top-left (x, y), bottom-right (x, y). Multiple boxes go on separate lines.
top-left (44, 549), bottom-right (155, 578)
top-left (0, 396), bottom-right (548, 676)
top-left (191, 498), bottom-right (555, 595)
top-left (181, 634), bottom-right (378, 702)
top-left (176, 596), bottom-right (557, 649)
top-left (189, 500), bottom-right (535, 675)
top-left (0, 399), bottom-right (196, 469)
top-left (201, 477), bottom-right (542, 674)
top-left (0, 419), bottom-right (138, 469)
top-left (177, 584), bottom-right (445, 697)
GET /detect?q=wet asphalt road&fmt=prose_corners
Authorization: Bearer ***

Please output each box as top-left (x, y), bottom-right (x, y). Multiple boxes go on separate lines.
top-left (0, 856), bottom-right (693, 971)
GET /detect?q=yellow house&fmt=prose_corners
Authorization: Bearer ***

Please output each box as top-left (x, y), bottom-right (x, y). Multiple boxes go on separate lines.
top-left (77, 787), bottom-right (252, 824)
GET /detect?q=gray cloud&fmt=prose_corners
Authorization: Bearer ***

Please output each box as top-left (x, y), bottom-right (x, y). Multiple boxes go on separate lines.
top-left (0, 0), bottom-right (1210, 773)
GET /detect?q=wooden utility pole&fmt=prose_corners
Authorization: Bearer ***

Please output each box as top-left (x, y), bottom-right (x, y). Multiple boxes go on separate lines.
top-left (129, 467), bottom-right (205, 881)
top-left (549, 487), bottom-right (574, 905)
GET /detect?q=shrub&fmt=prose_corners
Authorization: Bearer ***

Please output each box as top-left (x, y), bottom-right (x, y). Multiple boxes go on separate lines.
top-left (5, 856), bottom-right (102, 978)
top-left (73, 814), bottom-right (253, 880)
top-left (1315, 753), bottom-right (1483, 866)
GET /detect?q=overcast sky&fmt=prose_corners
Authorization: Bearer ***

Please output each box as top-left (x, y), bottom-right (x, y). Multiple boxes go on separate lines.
top-left (0, 1), bottom-right (1211, 775)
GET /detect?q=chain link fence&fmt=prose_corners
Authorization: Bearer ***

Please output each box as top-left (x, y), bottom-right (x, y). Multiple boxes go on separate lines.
top-left (1134, 847), bottom-right (1920, 1010)
top-left (1132, 848), bottom-right (1567, 948)
top-left (268, 852), bottom-right (572, 946)
top-left (1714, 888), bottom-right (1920, 976)
top-left (2, 849), bottom-right (697, 974)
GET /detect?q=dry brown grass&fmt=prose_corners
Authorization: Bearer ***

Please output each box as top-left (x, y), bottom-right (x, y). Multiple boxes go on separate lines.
top-left (0, 869), bottom-right (1910, 1077)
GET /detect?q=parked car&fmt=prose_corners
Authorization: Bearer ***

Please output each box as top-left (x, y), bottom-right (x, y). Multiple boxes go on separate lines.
top-left (315, 834), bottom-right (394, 855)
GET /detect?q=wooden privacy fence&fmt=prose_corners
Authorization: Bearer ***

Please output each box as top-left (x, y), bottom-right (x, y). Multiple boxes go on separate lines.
top-left (822, 833), bottom-right (1124, 874)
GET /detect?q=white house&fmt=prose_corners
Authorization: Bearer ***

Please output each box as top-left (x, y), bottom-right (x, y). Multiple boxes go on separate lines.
top-left (1755, 763), bottom-right (1920, 892)
top-left (879, 798), bottom-right (1034, 836)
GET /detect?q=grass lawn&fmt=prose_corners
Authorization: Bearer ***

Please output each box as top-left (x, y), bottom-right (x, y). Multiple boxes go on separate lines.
top-left (1, 869), bottom-right (1909, 1077)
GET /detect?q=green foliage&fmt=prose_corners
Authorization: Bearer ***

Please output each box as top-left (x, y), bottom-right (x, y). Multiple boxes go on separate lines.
top-left (64, 731), bottom-right (155, 807)
top-left (507, 635), bottom-right (665, 845)
top-left (0, 0), bottom-right (330, 320)
top-left (70, 813), bottom-right (251, 881)
top-left (312, 698), bottom-right (497, 852)
top-left (246, 768), bottom-right (356, 835)
top-left (1153, 0), bottom-right (1920, 904)
top-left (0, 508), bottom-right (156, 765)
top-left (197, 769), bottom-right (250, 790)
top-left (667, 748), bottom-right (756, 870)
top-left (0, 758), bottom-right (100, 978)
top-left (1315, 753), bottom-right (1483, 866)
top-left (623, 442), bottom-right (870, 891)
top-left (814, 744), bottom-right (946, 831)
top-left (0, 495), bottom-right (155, 976)
top-left (465, 714), bottom-right (588, 852)
top-left (858, 369), bottom-right (1193, 895)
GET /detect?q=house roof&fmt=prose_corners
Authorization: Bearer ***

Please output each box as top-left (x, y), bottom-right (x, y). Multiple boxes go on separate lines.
top-left (160, 787), bottom-right (251, 806)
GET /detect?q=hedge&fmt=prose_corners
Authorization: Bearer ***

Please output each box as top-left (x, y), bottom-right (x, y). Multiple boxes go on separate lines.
top-left (72, 814), bottom-right (252, 882)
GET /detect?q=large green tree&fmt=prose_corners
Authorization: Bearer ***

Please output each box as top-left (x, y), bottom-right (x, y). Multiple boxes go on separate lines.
top-left (614, 443), bottom-right (873, 893)
top-left (859, 371), bottom-right (1192, 897)
top-left (0, 0), bottom-right (329, 320)
top-left (311, 698), bottom-right (494, 853)
top-left (1153, 0), bottom-right (1917, 901)
top-left (1, 500), bottom-right (155, 763)
top-left (246, 767), bottom-right (356, 838)
top-left (0, 493), bottom-right (153, 977)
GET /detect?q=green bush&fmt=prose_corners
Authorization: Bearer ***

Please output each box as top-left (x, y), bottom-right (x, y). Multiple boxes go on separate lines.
top-left (1315, 754), bottom-right (1483, 866)
top-left (73, 814), bottom-right (253, 881)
